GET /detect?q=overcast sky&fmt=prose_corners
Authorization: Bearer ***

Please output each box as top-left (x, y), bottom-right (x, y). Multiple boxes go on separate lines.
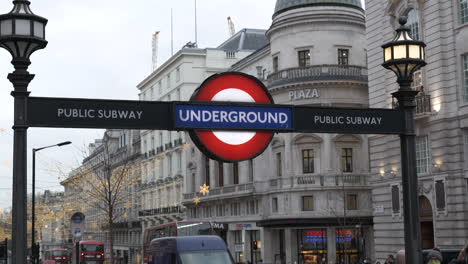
top-left (0, 0), bottom-right (280, 209)
top-left (0, 0), bottom-right (364, 209)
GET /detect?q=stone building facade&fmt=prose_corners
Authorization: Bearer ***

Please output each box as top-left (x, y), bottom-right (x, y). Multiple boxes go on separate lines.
top-left (137, 30), bottom-right (268, 239)
top-left (365, 0), bottom-right (468, 261)
top-left (182, 1), bottom-right (374, 264)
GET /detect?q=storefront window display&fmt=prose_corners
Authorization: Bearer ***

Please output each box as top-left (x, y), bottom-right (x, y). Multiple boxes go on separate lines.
top-left (335, 228), bottom-right (363, 264)
top-left (298, 229), bottom-right (328, 264)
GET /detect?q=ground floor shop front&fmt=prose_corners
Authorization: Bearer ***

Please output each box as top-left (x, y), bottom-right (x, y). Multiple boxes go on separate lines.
top-left (225, 218), bottom-right (373, 264)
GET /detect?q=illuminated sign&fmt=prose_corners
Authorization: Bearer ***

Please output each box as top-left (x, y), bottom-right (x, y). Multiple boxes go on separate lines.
top-left (188, 72), bottom-right (275, 162)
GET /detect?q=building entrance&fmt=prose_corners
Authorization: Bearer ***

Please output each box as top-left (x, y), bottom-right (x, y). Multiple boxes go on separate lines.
top-left (419, 196), bottom-right (434, 249)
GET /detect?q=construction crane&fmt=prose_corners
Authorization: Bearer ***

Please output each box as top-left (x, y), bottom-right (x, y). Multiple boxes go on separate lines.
top-left (227, 16), bottom-right (235, 37)
top-left (152, 31), bottom-right (160, 71)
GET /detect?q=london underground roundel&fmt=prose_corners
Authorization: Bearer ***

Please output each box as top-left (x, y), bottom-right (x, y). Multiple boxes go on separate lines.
top-left (189, 72), bottom-right (274, 162)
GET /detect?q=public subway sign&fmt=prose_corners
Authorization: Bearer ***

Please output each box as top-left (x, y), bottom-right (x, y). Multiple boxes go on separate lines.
top-left (26, 96), bottom-right (174, 130)
top-left (294, 107), bottom-right (404, 134)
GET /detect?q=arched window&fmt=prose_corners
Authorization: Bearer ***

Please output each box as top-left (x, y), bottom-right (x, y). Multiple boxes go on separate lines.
top-left (407, 9), bottom-right (421, 40)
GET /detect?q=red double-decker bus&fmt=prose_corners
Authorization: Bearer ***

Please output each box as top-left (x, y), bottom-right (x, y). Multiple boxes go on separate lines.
top-left (44, 248), bottom-right (69, 264)
top-left (79, 240), bottom-right (105, 264)
top-left (142, 221), bottom-right (223, 264)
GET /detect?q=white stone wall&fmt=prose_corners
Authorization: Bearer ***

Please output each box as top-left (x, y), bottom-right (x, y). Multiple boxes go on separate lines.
top-left (366, 0), bottom-right (468, 261)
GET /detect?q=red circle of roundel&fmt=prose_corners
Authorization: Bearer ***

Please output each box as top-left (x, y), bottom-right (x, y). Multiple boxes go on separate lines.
top-left (189, 72), bottom-right (274, 162)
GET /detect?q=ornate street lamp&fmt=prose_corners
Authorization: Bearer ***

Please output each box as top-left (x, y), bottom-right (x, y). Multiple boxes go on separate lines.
top-left (382, 16), bottom-right (426, 264)
top-left (0, 1), bottom-right (47, 264)
top-left (382, 16), bottom-right (426, 86)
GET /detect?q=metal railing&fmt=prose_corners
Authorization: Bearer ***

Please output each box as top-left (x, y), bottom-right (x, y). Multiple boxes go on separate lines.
top-left (267, 64), bottom-right (367, 87)
top-left (393, 92), bottom-right (432, 116)
top-left (182, 175), bottom-right (368, 200)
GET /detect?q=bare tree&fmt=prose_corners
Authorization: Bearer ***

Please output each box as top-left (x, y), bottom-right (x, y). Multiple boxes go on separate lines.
top-left (67, 130), bottom-right (140, 263)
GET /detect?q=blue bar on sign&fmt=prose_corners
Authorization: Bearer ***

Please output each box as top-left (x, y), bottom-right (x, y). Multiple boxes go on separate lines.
top-left (174, 104), bottom-right (293, 130)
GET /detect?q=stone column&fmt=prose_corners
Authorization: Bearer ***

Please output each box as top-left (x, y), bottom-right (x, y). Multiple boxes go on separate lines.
top-left (261, 228), bottom-right (274, 264)
top-left (327, 227), bottom-right (336, 264)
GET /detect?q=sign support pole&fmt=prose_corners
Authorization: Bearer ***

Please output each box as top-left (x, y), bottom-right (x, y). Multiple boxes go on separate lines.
top-left (393, 81), bottom-right (423, 264)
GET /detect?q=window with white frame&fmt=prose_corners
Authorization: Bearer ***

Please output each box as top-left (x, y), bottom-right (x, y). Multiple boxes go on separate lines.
top-left (407, 9), bottom-right (421, 40)
top-left (416, 136), bottom-right (430, 174)
top-left (461, 0), bottom-right (468, 24)
top-left (391, 185), bottom-right (400, 214)
top-left (463, 55), bottom-right (468, 102)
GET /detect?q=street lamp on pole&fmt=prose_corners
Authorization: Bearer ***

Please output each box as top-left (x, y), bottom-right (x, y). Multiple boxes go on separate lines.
top-left (382, 17), bottom-right (427, 264)
top-left (0, 1), bottom-right (47, 264)
top-left (32, 141), bottom-right (71, 264)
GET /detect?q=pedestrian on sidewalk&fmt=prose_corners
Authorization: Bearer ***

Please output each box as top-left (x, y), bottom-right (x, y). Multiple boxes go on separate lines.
top-left (395, 249), bottom-right (405, 264)
top-left (448, 244), bottom-right (468, 264)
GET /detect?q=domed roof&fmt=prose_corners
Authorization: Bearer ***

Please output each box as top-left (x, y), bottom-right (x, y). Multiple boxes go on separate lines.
top-left (274, 0), bottom-right (363, 15)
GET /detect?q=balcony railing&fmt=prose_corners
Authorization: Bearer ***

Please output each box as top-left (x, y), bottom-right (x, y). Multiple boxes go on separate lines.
top-left (183, 183), bottom-right (254, 200)
top-left (182, 175), bottom-right (367, 201)
top-left (266, 64), bottom-right (367, 87)
top-left (392, 92), bottom-right (432, 116)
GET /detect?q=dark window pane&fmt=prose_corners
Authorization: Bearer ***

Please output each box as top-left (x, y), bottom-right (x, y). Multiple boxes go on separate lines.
top-left (276, 152), bottom-right (282, 177)
top-left (391, 185), bottom-right (400, 213)
top-left (435, 180), bottom-right (446, 210)
top-left (341, 148), bottom-right (353, 172)
top-left (205, 156), bottom-right (210, 186)
top-left (218, 161), bottom-right (224, 187)
top-left (302, 149), bottom-right (314, 173)
top-left (346, 194), bottom-right (357, 210)
top-left (298, 50), bottom-right (311, 67)
top-left (338, 49), bottom-right (349, 65)
top-left (233, 163), bottom-right (239, 184)
top-left (302, 196), bottom-right (314, 211)
top-left (273, 56), bottom-right (279, 72)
